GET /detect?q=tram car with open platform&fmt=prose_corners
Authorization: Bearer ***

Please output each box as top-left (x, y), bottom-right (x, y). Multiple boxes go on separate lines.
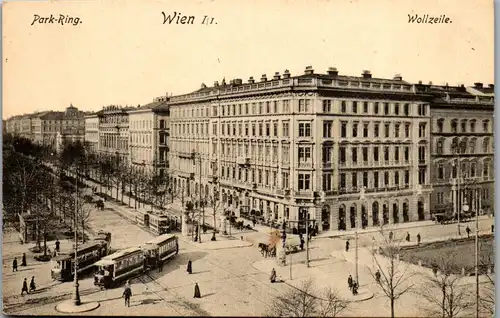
top-left (136, 210), bottom-right (171, 235)
top-left (142, 234), bottom-right (179, 270)
top-left (51, 235), bottom-right (111, 282)
top-left (93, 247), bottom-right (145, 289)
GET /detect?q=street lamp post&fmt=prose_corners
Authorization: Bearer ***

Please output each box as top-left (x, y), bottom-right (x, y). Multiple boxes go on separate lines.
top-left (356, 187), bottom-right (366, 286)
top-left (71, 171), bottom-right (81, 306)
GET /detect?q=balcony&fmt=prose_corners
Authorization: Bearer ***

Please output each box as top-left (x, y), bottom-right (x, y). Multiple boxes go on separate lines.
top-left (322, 162), bottom-right (334, 169)
top-left (295, 190), bottom-right (313, 198)
top-left (236, 156), bottom-right (251, 166)
top-left (297, 162), bottom-right (313, 169)
top-left (178, 151), bottom-right (195, 160)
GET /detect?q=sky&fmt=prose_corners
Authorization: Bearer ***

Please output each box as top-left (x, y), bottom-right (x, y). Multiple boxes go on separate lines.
top-left (3, 0), bottom-right (494, 119)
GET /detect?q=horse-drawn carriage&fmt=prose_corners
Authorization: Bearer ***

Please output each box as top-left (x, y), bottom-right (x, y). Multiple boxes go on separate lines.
top-left (432, 211), bottom-right (476, 224)
top-left (258, 242), bottom-right (277, 258)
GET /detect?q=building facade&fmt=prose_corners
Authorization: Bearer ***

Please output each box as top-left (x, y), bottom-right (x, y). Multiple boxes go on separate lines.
top-left (84, 113), bottom-right (100, 152)
top-left (428, 83), bottom-right (495, 217)
top-left (97, 105), bottom-right (132, 163)
top-left (168, 66), bottom-right (435, 232)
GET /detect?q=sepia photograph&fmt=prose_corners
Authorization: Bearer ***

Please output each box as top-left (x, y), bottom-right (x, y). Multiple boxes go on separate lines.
top-left (2, 0), bottom-right (495, 316)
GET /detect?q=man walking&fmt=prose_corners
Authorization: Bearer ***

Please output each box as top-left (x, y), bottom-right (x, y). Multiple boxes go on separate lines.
top-left (21, 253), bottom-right (27, 267)
top-left (21, 278), bottom-right (29, 295)
top-left (12, 258), bottom-right (18, 272)
top-left (347, 275), bottom-right (353, 290)
top-left (466, 226), bottom-right (471, 238)
top-left (123, 282), bottom-right (132, 307)
top-left (417, 233), bottom-right (421, 245)
top-left (345, 239), bottom-right (350, 252)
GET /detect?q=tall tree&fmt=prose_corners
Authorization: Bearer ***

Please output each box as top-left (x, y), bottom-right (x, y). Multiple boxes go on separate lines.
top-left (415, 252), bottom-right (475, 318)
top-left (369, 230), bottom-right (417, 318)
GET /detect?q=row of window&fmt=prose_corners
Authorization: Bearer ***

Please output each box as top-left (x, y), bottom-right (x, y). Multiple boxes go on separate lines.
top-left (337, 145), bottom-right (419, 164)
top-left (435, 161), bottom-right (491, 180)
top-left (115, 254), bottom-right (143, 271)
top-left (100, 115), bottom-right (128, 124)
top-left (170, 100), bottom-right (428, 119)
top-left (436, 137), bottom-right (492, 155)
top-left (436, 188), bottom-right (490, 205)
top-left (436, 118), bottom-right (490, 133)
top-left (100, 136), bottom-right (129, 150)
top-left (335, 170), bottom-right (414, 191)
top-left (338, 121), bottom-right (426, 139)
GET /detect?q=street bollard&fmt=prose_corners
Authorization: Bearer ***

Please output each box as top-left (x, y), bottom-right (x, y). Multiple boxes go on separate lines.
top-left (418, 260), bottom-right (422, 267)
top-left (462, 267), bottom-right (466, 276)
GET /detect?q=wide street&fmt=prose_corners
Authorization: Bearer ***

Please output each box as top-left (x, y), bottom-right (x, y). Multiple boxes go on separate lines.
top-left (3, 189), bottom-right (495, 316)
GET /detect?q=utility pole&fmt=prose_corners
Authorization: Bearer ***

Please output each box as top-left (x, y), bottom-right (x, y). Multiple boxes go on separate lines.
top-left (72, 169), bottom-right (81, 306)
top-left (306, 210), bottom-right (310, 268)
top-left (356, 187), bottom-right (365, 286)
top-left (198, 153), bottom-right (202, 243)
top-left (475, 185), bottom-right (480, 318)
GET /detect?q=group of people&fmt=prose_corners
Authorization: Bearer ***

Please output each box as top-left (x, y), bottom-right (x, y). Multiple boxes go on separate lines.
top-left (387, 231), bottom-right (422, 245)
top-left (12, 253), bottom-right (27, 272)
top-left (347, 275), bottom-right (358, 295)
top-left (13, 253), bottom-right (37, 296)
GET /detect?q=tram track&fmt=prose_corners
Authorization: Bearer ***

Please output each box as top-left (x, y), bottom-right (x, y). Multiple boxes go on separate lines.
top-left (135, 272), bottom-right (210, 317)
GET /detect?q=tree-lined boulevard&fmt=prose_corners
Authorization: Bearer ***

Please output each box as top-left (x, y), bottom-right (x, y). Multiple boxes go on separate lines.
top-left (2, 135), bottom-right (496, 317)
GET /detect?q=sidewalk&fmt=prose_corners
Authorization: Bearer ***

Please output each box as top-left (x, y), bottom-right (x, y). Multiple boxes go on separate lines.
top-left (315, 215), bottom-right (492, 239)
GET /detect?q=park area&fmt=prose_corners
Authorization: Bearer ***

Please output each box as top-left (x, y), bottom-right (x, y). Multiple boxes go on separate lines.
top-left (400, 234), bottom-right (495, 275)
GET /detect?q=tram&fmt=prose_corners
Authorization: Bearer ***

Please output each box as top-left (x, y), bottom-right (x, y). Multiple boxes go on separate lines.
top-left (136, 210), bottom-right (172, 235)
top-left (93, 247), bottom-right (145, 289)
top-left (51, 238), bottom-right (111, 282)
top-left (143, 234), bottom-right (179, 270)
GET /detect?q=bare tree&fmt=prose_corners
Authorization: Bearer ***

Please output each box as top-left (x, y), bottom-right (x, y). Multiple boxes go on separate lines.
top-left (368, 230), bottom-right (418, 318)
top-left (266, 278), bottom-right (348, 317)
top-left (479, 240), bottom-right (495, 315)
top-left (415, 252), bottom-right (475, 318)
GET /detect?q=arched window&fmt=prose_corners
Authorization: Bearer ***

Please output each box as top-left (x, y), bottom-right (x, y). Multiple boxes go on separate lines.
top-left (459, 139), bottom-right (467, 154)
top-left (482, 138), bottom-right (490, 153)
top-left (470, 162), bottom-right (476, 177)
top-left (451, 119), bottom-right (458, 133)
top-left (436, 119), bottom-right (444, 133)
top-left (372, 201), bottom-right (379, 226)
top-left (483, 120), bottom-right (489, 132)
top-left (436, 140), bottom-right (444, 154)
top-left (451, 138), bottom-right (459, 154)
top-left (460, 120), bottom-right (467, 133)
top-left (469, 138), bottom-right (476, 154)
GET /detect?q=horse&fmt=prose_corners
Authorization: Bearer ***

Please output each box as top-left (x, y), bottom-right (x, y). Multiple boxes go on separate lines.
top-left (258, 243), bottom-right (269, 257)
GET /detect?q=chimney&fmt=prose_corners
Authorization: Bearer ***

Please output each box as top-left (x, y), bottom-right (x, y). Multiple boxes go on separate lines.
top-left (327, 67), bottom-right (338, 76)
top-left (474, 82), bottom-right (483, 88)
top-left (234, 78), bottom-right (243, 85)
top-left (428, 81), bottom-right (433, 85)
top-left (304, 66), bottom-right (314, 75)
top-left (229, 79), bottom-right (235, 85)
top-left (362, 70), bottom-right (372, 79)
top-left (393, 74), bottom-right (403, 81)
top-left (489, 84), bottom-right (494, 89)
top-left (214, 81), bottom-right (219, 87)
top-left (273, 72), bottom-right (281, 80)
top-left (248, 76), bottom-right (255, 84)
top-left (201, 83), bottom-right (207, 88)
top-left (261, 74), bottom-right (267, 82)
top-left (283, 70), bottom-right (291, 79)
top-left (418, 80), bottom-right (423, 85)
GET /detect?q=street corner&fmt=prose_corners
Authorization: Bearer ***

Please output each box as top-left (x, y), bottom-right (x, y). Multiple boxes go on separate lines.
top-left (336, 286), bottom-right (374, 303)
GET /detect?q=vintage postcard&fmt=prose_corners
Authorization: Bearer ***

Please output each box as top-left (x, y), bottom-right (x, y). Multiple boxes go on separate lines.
top-left (2, 0), bottom-right (495, 316)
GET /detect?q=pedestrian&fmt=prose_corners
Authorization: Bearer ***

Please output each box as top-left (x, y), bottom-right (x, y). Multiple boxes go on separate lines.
top-left (347, 274), bottom-right (353, 290)
top-left (300, 237), bottom-right (305, 251)
top-left (466, 226), bottom-right (471, 238)
top-left (388, 231), bottom-right (393, 241)
top-left (55, 239), bottom-right (60, 253)
top-left (375, 270), bottom-right (381, 284)
top-left (193, 283), bottom-right (201, 298)
top-left (457, 224), bottom-right (461, 236)
top-left (187, 260), bottom-right (192, 274)
top-left (158, 261), bottom-right (163, 273)
top-left (21, 278), bottom-right (29, 295)
top-left (21, 253), bottom-right (27, 267)
top-left (122, 283), bottom-right (132, 307)
top-left (352, 281), bottom-right (358, 295)
top-left (405, 232), bottom-right (410, 242)
top-left (417, 233), bottom-right (421, 245)
top-left (29, 276), bottom-right (36, 292)
top-left (492, 225), bottom-right (494, 233)
top-left (252, 218), bottom-right (256, 228)
top-left (345, 239), bottom-right (350, 252)
top-left (270, 268), bottom-right (277, 283)
top-left (13, 258), bottom-right (18, 272)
